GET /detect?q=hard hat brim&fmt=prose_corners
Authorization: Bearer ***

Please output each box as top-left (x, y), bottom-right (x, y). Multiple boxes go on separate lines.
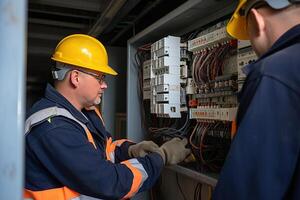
top-left (227, 0), bottom-right (249, 40)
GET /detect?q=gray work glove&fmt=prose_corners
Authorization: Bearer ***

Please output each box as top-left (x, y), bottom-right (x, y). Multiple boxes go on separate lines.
top-left (156, 138), bottom-right (191, 165)
top-left (128, 140), bottom-right (160, 158)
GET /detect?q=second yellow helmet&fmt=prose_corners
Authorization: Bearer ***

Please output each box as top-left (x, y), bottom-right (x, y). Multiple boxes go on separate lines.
top-left (227, 0), bottom-right (296, 40)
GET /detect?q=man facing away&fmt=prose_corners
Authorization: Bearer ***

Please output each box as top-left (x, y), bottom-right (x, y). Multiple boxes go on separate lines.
top-left (214, 0), bottom-right (300, 199)
top-left (24, 34), bottom-right (190, 200)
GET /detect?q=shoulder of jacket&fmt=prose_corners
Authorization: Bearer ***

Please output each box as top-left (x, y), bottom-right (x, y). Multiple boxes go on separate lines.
top-left (257, 44), bottom-right (300, 95)
top-left (25, 106), bottom-right (86, 138)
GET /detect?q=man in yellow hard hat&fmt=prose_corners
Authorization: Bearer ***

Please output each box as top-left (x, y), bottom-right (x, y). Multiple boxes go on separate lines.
top-left (24, 34), bottom-right (190, 200)
top-left (213, 0), bottom-right (300, 199)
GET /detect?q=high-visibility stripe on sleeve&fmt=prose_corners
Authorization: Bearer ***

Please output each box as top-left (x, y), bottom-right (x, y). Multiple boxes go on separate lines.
top-left (105, 138), bottom-right (132, 163)
top-left (25, 107), bottom-right (97, 150)
top-left (113, 139), bottom-right (131, 146)
top-left (231, 120), bottom-right (237, 139)
top-left (85, 128), bottom-right (97, 149)
top-left (106, 137), bottom-right (115, 162)
top-left (121, 158), bottom-right (148, 199)
top-left (24, 187), bottom-right (80, 200)
top-left (86, 106), bottom-right (105, 126)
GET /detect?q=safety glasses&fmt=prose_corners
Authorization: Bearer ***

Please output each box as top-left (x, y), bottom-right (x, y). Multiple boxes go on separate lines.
top-left (77, 69), bottom-right (106, 84)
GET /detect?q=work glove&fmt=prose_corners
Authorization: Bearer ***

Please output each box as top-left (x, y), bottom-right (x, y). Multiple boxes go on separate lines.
top-left (156, 138), bottom-right (191, 165)
top-left (128, 140), bottom-right (160, 158)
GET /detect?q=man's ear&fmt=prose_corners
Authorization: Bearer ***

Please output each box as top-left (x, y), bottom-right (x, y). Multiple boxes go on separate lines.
top-left (247, 8), bottom-right (266, 38)
top-left (69, 70), bottom-right (80, 88)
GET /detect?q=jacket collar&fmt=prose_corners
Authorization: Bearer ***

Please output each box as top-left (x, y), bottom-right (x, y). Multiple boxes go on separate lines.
top-left (243, 24), bottom-right (300, 75)
top-left (44, 84), bottom-right (89, 124)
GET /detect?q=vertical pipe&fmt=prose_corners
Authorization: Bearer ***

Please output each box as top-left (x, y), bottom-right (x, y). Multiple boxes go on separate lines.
top-left (0, 0), bottom-right (27, 199)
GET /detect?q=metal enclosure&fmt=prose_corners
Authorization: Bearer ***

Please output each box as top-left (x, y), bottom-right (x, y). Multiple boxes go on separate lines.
top-left (127, 0), bottom-right (236, 141)
top-left (127, 0), bottom-right (237, 199)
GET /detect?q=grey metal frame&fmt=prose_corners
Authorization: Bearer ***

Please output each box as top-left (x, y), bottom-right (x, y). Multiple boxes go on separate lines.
top-left (0, 0), bottom-right (27, 199)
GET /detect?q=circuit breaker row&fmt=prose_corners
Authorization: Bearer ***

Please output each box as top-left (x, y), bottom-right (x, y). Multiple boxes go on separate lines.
top-left (142, 21), bottom-right (257, 120)
top-left (150, 36), bottom-right (181, 118)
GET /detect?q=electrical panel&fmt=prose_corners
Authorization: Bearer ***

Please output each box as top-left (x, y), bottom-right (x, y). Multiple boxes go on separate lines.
top-left (150, 36), bottom-right (181, 118)
top-left (188, 21), bottom-right (238, 122)
top-left (188, 21), bottom-right (230, 51)
top-left (237, 40), bottom-right (258, 91)
top-left (143, 60), bottom-right (152, 100)
top-left (125, 1), bottom-right (262, 198)
top-left (137, 20), bottom-right (257, 173)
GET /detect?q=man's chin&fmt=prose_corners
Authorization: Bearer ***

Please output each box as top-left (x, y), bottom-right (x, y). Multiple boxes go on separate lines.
top-left (93, 98), bottom-right (101, 105)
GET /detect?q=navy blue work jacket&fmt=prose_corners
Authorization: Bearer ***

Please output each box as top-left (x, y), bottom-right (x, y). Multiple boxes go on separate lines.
top-left (25, 84), bottom-right (164, 199)
top-left (214, 24), bottom-right (300, 200)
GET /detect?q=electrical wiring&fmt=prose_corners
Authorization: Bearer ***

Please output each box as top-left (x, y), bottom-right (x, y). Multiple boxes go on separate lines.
top-left (209, 45), bottom-right (225, 81)
top-left (196, 49), bottom-right (209, 85)
top-left (149, 125), bottom-right (186, 138)
top-left (137, 25), bottom-right (236, 174)
top-left (191, 41), bottom-right (234, 89)
top-left (192, 53), bottom-right (200, 87)
top-left (193, 51), bottom-right (205, 87)
top-left (197, 49), bottom-right (212, 83)
top-left (148, 112), bottom-right (191, 139)
top-left (188, 121), bottom-right (231, 172)
top-left (133, 26), bottom-right (238, 200)
top-left (197, 50), bottom-right (210, 84)
top-left (189, 122), bottom-right (201, 150)
top-left (134, 52), bottom-right (143, 107)
top-left (150, 127), bottom-right (185, 135)
top-left (176, 173), bottom-right (188, 200)
top-left (177, 113), bottom-right (189, 132)
top-left (134, 47), bottom-right (152, 133)
top-left (194, 183), bottom-right (202, 200)
top-left (137, 43), bottom-right (152, 51)
top-left (201, 47), bottom-right (218, 83)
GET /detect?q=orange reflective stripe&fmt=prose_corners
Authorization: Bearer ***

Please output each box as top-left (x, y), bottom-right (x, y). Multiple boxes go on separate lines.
top-left (105, 138), bottom-right (131, 162)
top-left (231, 120), bottom-right (237, 139)
top-left (113, 139), bottom-right (131, 146)
top-left (121, 160), bottom-right (143, 199)
top-left (92, 106), bottom-right (105, 126)
top-left (105, 137), bottom-right (116, 162)
top-left (85, 128), bottom-right (97, 149)
top-left (24, 187), bottom-right (79, 200)
top-left (84, 106), bottom-right (105, 126)
top-left (93, 107), bottom-right (105, 126)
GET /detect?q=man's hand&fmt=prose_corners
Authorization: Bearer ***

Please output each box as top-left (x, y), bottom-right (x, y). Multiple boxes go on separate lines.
top-left (128, 141), bottom-right (160, 158)
top-left (157, 138), bottom-right (191, 165)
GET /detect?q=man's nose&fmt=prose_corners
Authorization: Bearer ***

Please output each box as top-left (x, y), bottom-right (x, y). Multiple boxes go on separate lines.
top-left (100, 80), bottom-right (107, 89)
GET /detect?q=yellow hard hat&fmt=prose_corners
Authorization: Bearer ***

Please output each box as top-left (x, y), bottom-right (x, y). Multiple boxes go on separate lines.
top-left (227, 0), bottom-right (294, 40)
top-left (51, 34), bottom-right (118, 75)
top-left (227, 0), bottom-right (249, 40)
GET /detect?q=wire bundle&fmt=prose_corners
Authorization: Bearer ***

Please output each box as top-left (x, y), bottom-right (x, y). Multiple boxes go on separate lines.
top-left (134, 44), bottom-right (152, 131)
top-left (192, 41), bottom-right (235, 89)
top-left (149, 113), bottom-right (192, 139)
top-left (189, 121), bottom-right (231, 172)
top-left (194, 183), bottom-right (202, 200)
